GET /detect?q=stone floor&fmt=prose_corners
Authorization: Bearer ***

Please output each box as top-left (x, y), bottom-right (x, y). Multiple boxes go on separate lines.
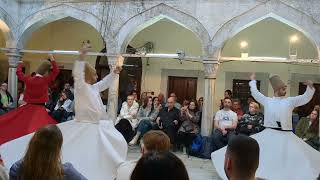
top-left (127, 146), bottom-right (222, 180)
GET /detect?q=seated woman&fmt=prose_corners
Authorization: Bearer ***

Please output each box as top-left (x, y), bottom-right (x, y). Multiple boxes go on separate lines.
top-left (129, 96), bottom-right (159, 145)
top-left (177, 100), bottom-right (200, 153)
top-left (51, 91), bottom-right (73, 123)
top-left (295, 109), bottom-right (319, 150)
top-left (152, 96), bottom-right (162, 111)
top-left (237, 102), bottom-right (264, 136)
top-left (9, 124), bottom-right (87, 180)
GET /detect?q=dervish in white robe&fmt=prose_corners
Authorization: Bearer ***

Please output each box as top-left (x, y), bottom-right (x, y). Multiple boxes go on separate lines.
top-left (0, 55), bottom-right (128, 180)
top-left (212, 74), bottom-right (320, 180)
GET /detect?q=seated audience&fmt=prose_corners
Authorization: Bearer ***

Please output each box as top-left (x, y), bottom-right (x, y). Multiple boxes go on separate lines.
top-left (182, 100), bottom-right (190, 108)
top-left (232, 99), bottom-right (244, 120)
top-left (213, 97), bottom-right (238, 150)
top-left (177, 100), bottom-right (200, 153)
top-left (139, 92), bottom-right (148, 107)
top-left (18, 92), bottom-right (27, 107)
top-left (224, 135), bottom-right (261, 180)
top-left (155, 97), bottom-right (180, 148)
top-left (117, 130), bottom-right (170, 180)
top-left (168, 92), bottom-right (182, 109)
top-left (0, 83), bottom-right (14, 115)
top-left (130, 151), bottom-right (189, 180)
top-left (157, 93), bottom-right (166, 108)
top-left (131, 90), bottom-right (139, 102)
top-left (152, 97), bottom-right (161, 111)
top-left (220, 89), bottom-right (232, 109)
top-left (296, 109), bottom-right (319, 150)
top-left (51, 91), bottom-right (73, 123)
top-left (197, 97), bottom-right (203, 127)
top-left (242, 96), bottom-right (255, 114)
top-left (9, 125), bottom-right (87, 180)
top-left (63, 83), bottom-right (74, 100)
top-left (115, 95), bottom-right (139, 142)
top-left (314, 105), bottom-right (320, 111)
top-left (237, 102), bottom-right (264, 136)
top-left (45, 90), bottom-right (56, 113)
top-left (0, 154), bottom-right (8, 180)
top-left (129, 97), bottom-right (159, 145)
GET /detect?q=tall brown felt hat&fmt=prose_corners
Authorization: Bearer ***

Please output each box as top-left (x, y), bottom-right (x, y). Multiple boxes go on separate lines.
top-left (36, 61), bottom-right (52, 75)
top-left (269, 75), bottom-right (286, 91)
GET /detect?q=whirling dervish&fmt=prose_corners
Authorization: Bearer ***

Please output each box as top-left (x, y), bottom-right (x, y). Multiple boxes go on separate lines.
top-left (212, 73), bottom-right (320, 180)
top-left (1, 46), bottom-right (128, 180)
top-left (0, 54), bottom-right (59, 145)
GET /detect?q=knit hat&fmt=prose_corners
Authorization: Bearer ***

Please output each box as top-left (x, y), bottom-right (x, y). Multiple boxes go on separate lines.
top-left (84, 62), bottom-right (97, 82)
top-left (36, 61), bottom-right (52, 75)
top-left (269, 75), bottom-right (286, 91)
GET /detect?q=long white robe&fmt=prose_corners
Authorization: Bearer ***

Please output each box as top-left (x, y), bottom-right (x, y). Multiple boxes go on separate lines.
top-left (0, 61), bottom-right (128, 180)
top-left (249, 80), bottom-right (315, 130)
top-left (212, 80), bottom-right (320, 180)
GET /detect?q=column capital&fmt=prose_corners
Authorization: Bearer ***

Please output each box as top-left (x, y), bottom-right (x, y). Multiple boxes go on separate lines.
top-left (6, 48), bottom-right (22, 68)
top-left (107, 56), bottom-right (118, 70)
top-left (203, 62), bottom-right (219, 79)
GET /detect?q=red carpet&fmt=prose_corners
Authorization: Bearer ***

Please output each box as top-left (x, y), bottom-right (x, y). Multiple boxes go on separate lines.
top-left (0, 104), bottom-right (57, 145)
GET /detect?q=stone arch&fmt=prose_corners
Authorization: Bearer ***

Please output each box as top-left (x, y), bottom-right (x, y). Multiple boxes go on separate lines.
top-left (0, 7), bottom-right (16, 46)
top-left (114, 3), bottom-right (211, 56)
top-left (16, 4), bottom-right (104, 48)
top-left (212, 0), bottom-right (320, 60)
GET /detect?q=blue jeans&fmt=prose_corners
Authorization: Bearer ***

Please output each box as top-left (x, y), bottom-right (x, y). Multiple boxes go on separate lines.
top-left (137, 120), bottom-right (153, 138)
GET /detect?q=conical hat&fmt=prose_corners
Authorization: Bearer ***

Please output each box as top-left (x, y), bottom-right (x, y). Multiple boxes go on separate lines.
top-left (269, 75), bottom-right (286, 91)
top-left (36, 61), bottom-right (51, 75)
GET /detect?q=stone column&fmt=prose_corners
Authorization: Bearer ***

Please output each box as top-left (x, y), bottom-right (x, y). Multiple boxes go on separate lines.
top-left (107, 56), bottom-right (119, 122)
top-left (201, 62), bottom-right (219, 136)
top-left (5, 50), bottom-right (22, 107)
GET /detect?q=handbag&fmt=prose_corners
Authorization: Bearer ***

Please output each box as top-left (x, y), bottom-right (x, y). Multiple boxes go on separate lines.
top-left (181, 121), bottom-right (194, 133)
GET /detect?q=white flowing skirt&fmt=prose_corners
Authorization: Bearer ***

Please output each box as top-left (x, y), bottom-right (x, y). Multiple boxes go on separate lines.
top-left (0, 120), bottom-right (128, 180)
top-left (211, 128), bottom-right (320, 180)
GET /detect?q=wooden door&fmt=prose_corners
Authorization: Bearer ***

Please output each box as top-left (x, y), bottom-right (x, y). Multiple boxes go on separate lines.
top-left (168, 76), bottom-right (197, 104)
top-left (298, 83), bottom-right (320, 117)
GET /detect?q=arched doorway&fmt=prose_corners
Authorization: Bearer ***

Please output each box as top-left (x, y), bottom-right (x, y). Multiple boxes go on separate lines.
top-left (95, 45), bottom-right (142, 105)
top-left (21, 16), bottom-right (104, 102)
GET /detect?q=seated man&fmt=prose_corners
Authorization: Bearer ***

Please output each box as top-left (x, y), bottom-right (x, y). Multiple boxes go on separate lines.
top-left (116, 130), bottom-right (170, 180)
top-left (224, 135), bottom-right (262, 180)
top-left (115, 95), bottom-right (139, 142)
top-left (0, 83), bottom-right (14, 115)
top-left (155, 97), bottom-right (180, 148)
top-left (232, 99), bottom-right (244, 120)
top-left (212, 97), bottom-right (238, 150)
top-left (168, 92), bottom-right (182, 110)
top-left (51, 91), bottom-right (73, 123)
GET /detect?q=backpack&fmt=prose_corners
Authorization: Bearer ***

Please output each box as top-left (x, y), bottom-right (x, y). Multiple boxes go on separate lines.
top-left (189, 135), bottom-right (216, 159)
top-left (190, 134), bottom-right (204, 153)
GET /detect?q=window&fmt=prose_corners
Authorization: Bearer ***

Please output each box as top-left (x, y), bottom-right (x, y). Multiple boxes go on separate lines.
top-left (232, 79), bottom-right (260, 105)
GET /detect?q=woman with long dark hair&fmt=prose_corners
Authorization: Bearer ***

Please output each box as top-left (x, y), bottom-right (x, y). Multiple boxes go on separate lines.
top-left (129, 96), bottom-right (159, 145)
top-left (177, 100), bottom-right (200, 153)
top-left (9, 125), bottom-right (86, 180)
top-left (296, 109), bottom-right (319, 149)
